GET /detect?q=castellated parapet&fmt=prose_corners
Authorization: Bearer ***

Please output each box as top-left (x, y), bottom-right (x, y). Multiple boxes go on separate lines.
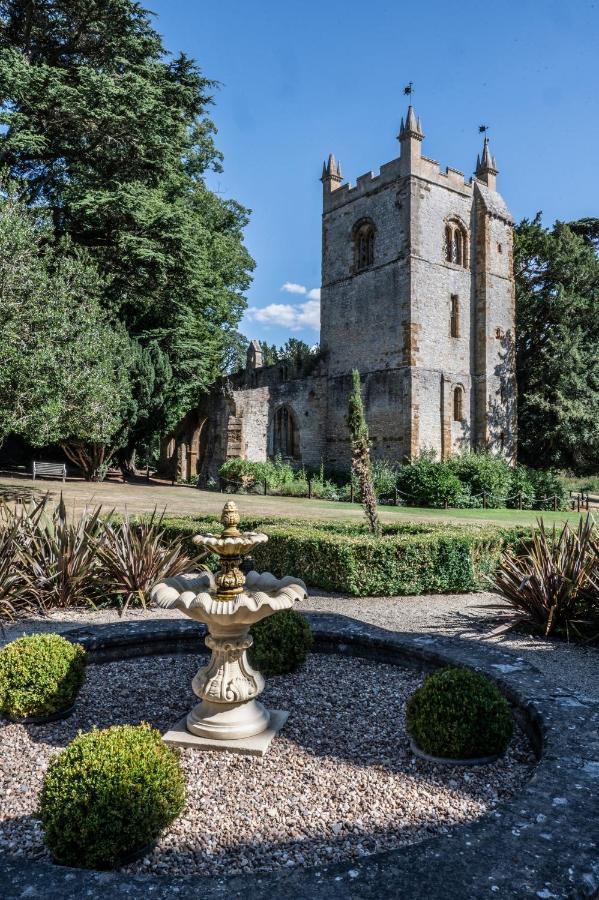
top-left (160, 107), bottom-right (516, 482)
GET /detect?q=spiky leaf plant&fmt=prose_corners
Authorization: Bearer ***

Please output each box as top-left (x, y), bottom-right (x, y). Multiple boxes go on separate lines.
top-left (0, 514), bottom-right (37, 623)
top-left (493, 514), bottom-right (599, 639)
top-left (20, 495), bottom-right (105, 609)
top-left (96, 509), bottom-right (204, 613)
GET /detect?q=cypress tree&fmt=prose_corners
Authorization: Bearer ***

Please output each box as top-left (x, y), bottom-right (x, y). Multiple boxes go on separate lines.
top-left (346, 369), bottom-right (381, 537)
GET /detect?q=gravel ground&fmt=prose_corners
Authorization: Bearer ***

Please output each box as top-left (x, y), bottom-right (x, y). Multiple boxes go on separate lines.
top-left (3, 589), bottom-right (598, 701)
top-left (0, 652), bottom-right (535, 877)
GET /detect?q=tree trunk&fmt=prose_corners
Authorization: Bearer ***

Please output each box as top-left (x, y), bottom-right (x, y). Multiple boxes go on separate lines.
top-left (61, 441), bottom-right (112, 481)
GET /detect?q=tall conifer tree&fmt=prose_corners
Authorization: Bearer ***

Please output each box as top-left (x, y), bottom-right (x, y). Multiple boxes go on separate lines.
top-left (0, 0), bottom-right (254, 456)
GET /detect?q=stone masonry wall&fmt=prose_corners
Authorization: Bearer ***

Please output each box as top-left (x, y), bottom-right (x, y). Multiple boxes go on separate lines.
top-left (160, 111), bottom-right (516, 479)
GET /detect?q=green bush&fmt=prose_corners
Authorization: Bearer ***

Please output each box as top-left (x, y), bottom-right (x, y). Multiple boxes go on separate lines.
top-left (39, 723), bottom-right (185, 869)
top-left (507, 465), bottom-right (536, 509)
top-left (160, 516), bottom-right (525, 597)
top-left (0, 634), bottom-right (86, 719)
top-left (396, 452), bottom-right (469, 508)
top-left (219, 456), bottom-right (340, 499)
top-left (250, 609), bottom-right (313, 675)
top-left (528, 469), bottom-right (569, 510)
top-left (447, 452), bottom-right (512, 508)
top-left (406, 667), bottom-right (513, 759)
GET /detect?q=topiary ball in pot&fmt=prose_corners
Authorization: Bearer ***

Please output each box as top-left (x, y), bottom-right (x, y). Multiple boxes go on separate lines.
top-left (0, 633), bottom-right (86, 720)
top-left (250, 609), bottom-right (313, 675)
top-left (406, 667), bottom-right (513, 760)
top-left (39, 723), bottom-right (186, 869)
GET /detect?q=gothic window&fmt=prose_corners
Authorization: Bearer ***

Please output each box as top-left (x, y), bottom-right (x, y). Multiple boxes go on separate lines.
top-left (353, 220), bottom-right (375, 271)
top-left (444, 220), bottom-right (468, 268)
top-left (453, 386), bottom-right (464, 422)
top-left (273, 405), bottom-right (300, 460)
top-left (445, 225), bottom-right (453, 263)
top-left (450, 294), bottom-right (460, 338)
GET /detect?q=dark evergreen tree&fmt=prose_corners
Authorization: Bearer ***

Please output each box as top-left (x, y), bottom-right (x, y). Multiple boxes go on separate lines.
top-left (515, 215), bottom-right (599, 474)
top-left (346, 369), bottom-right (381, 536)
top-left (0, 0), bottom-right (254, 442)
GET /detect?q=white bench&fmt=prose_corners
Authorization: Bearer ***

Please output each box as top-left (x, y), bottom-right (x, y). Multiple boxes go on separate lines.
top-left (32, 461), bottom-right (67, 482)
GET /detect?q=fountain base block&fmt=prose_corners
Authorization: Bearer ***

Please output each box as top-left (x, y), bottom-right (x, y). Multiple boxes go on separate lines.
top-left (162, 709), bottom-right (289, 757)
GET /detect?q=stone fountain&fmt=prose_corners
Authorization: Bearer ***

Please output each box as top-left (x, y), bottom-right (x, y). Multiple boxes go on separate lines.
top-left (151, 500), bottom-right (307, 755)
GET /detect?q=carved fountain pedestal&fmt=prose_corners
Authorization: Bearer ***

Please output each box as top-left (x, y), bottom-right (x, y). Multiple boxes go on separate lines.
top-left (151, 501), bottom-right (307, 755)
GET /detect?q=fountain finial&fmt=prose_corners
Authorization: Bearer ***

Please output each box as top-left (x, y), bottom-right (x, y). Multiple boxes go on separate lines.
top-left (221, 500), bottom-right (241, 536)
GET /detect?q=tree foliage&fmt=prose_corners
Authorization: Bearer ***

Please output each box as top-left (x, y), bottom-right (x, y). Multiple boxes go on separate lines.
top-left (0, 0), bottom-right (254, 461)
top-left (515, 215), bottom-right (599, 474)
top-left (259, 338), bottom-right (319, 368)
top-left (346, 369), bottom-right (381, 536)
top-left (0, 189), bottom-right (133, 477)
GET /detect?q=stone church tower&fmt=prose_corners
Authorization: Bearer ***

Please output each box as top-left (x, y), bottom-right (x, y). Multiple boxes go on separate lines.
top-left (159, 106), bottom-right (516, 482)
top-left (320, 105), bottom-right (515, 468)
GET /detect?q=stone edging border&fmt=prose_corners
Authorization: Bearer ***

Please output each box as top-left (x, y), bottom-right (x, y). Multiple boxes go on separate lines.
top-left (1, 613), bottom-right (598, 899)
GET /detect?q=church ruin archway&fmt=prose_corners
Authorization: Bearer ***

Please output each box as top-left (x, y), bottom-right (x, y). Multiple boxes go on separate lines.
top-left (272, 405), bottom-right (300, 461)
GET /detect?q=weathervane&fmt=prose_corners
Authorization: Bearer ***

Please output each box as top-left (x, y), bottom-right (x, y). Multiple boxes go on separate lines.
top-left (404, 82), bottom-right (414, 98)
top-left (479, 124), bottom-right (489, 135)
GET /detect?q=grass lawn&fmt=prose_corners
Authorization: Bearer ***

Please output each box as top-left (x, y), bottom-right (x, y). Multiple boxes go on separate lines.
top-left (0, 474), bottom-right (589, 528)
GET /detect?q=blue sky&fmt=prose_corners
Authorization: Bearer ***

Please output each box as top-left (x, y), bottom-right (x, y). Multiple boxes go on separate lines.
top-left (150, 0), bottom-right (599, 347)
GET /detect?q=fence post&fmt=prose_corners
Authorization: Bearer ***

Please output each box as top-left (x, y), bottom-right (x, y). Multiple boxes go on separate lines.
top-left (307, 476), bottom-right (312, 499)
top-left (482, 492), bottom-right (487, 509)
top-left (444, 498), bottom-right (448, 509)
top-left (577, 494), bottom-right (581, 512)
top-left (264, 479), bottom-right (268, 496)
top-left (394, 487), bottom-right (398, 506)
top-left (518, 491), bottom-right (522, 511)
top-left (350, 482), bottom-right (354, 504)
top-left (553, 494), bottom-right (557, 512)
top-left (219, 477), bottom-right (224, 493)
top-left (587, 493), bottom-right (590, 511)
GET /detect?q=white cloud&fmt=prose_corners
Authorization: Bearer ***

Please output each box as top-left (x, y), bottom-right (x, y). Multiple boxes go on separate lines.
top-left (307, 287), bottom-right (321, 301)
top-left (281, 282), bottom-right (306, 295)
top-left (245, 297), bottom-right (320, 332)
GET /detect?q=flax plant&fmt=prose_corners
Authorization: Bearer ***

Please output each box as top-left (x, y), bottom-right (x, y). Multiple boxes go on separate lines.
top-left (19, 496), bottom-right (105, 609)
top-left (492, 514), bottom-right (599, 639)
top-left (96, 510), bottom-right (204, 613)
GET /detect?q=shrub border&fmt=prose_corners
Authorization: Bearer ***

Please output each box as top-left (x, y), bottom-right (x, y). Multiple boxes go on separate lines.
top-left (1, 615), bottom-right (598, 899)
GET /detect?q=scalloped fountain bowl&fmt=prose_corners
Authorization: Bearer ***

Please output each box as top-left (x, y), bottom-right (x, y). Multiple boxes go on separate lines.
top-left (150, 501), bottom-right (307, 753)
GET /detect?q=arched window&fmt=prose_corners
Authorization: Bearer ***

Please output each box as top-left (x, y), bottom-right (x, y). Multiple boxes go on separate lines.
top-left (194, 418), bottom-right (209, 471)
top-left (453, 230), bottom-right (462, 266)
top-left (453, 386), bottom-right (464, 422)
top-left (450, 294), bottom-right (460, 338)
top-left (353, 220), bottom-right (375, 271)
top-left (273, 406), bottom-right (300, 460)
top-left (444, 220), bottom-right (468, 268)
top-left (445, 225), bottom-right (453, 263)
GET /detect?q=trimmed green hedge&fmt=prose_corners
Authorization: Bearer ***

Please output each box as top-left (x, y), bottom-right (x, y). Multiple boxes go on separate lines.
top-left (160, 516), bottom-right (526, 596)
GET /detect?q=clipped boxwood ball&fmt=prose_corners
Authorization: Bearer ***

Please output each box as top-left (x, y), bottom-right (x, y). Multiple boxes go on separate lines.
top-left (406, 667), bottom-right (513, 760)
top-left (0, 633), bottom-right (86, 719)
top-left (39, 723), bottom-right (185, 869)
top-left (250, 609), bottom-right (313, 675)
